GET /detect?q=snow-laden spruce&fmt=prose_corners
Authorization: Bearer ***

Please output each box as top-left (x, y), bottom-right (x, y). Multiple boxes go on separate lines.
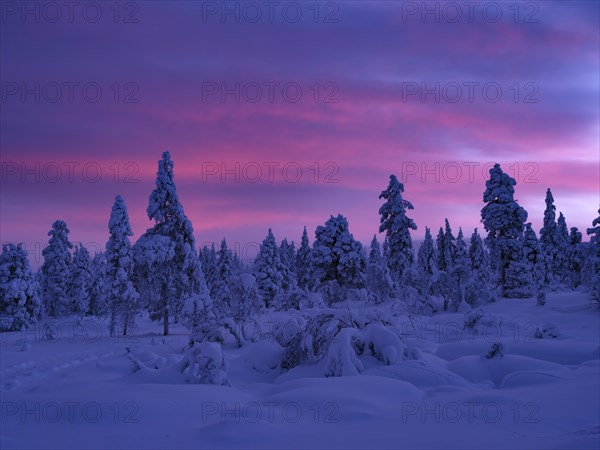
top-left (279, 238), bottom-right (297, 275)
top-left (87, 252), bottom-right (107, 317)
top-left (296, 226), bottom-right (313, 290)
top-left (200, 243), bottom-right (218, 298)
top-left (41, 220), bottom-right (73, 317)
top-left (312, 214), bottom-right (367, 303)
top-left (378, 175), bottom-right (417, 280)
top-left (68, 244), bottom-right (92, 317)
top-left (367, 235), bottom-right (394, 303)
top-left (481, 164), bottom-right (529, 298)
top-left (254, 229), bottom-right (290, 309)
top-left (134, 151), bottom-right (209, 335)
top-left (106, 195), bottom-right (140, 336)
top-left (0, 243), bottom-right (41, 331)
top-left (539, 188), bottom-right (563, 288)
top-left (417, 227), bottom-right (436, 279)
top-left (522, 223), bottom-right (545, 304)
top-left (586, 209), bottom-right (600, 303)
top-left (212, 238), bottom-right (235, 314)
top-left (567, 227), bottom-right (584, 289)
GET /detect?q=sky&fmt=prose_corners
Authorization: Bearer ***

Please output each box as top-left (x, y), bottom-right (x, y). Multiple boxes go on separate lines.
top-left (1, 0), bottom-right (599, 267)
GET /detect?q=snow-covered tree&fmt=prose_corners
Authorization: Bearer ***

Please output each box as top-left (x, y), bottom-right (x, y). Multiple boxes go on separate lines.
top-left (378, 175), bottom-right (417, 280)
top-left (521, 223), bottom-right (543, 302)
top-left (436, 227), bottom-right (446, 271)
top-left (0, 243), bottom-right (41, 331)
top-left (279, 238), bottom-right (297, 275)
top-left (586, 209), bottom-right (600, 303)
top-left (480, 164), bottom-right (528, 297)
top-left (556, 212), bottom-right (570, 284)
top-left (367, 235), bottom-right (395, 303)
top-left (468, 228), bottom-right (489, 271)
top-left (442, 219), bottom-right (457, 270)
top-left (417, 227), bottom-right (436, 277)
top-left (200, 244), bottom-right (218, 296)
top-left (312, 215), bottom-right (367, 295)
top-left (539, 188), bottom-right (560, 287)
top-left (134, 152), bottom-right (208, 335)
top-left (445, 228), bottom-right (471, 310)
top-left (567, 227), bottom-right (584, 289)
top-left (228, 272), bottom-right (261, 319)
top-left (213, 238), bottom-right (235, 314)
top-left (106, 195), bottom-right (139, 336)
top-left (68, 244), bottom-right (92, 317)
top-left (254, 229), bottom-right (289, 308)
top-left (41, 220), bottom-right (73, 316)
top-left (465, 228), bottom-right (495, 305)
top-left (296, 226), bottom-right (313, 290)
top-left (87, 252), bottom-right (106, 317)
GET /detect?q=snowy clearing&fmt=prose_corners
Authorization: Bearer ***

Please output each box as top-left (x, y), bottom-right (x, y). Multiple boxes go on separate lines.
top-left (1, 291), bottom-right (598, 450)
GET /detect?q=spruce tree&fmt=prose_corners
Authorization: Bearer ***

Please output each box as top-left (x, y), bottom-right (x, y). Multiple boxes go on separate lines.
top-left (313, 214), bottom-right (367, 293)
top-left (522, 223), bottom-right (544, 302)
top-left (106, 195), bottom-right (139, 336)
top-left (214, 238), bottom-right (235, 314)
top-left (417, 227), bottom-right (437, 277)
top-left (69, 244), bottom-right (92, 317)
top-left (88, 252), bottom-right (106, 317)
top-left (134, 152), bottom-right (207, 335)
top-left (436, 227), bottom-right (446, 271)
top-left (41, 220), bottom-right (73, 316)
top-left (296, 226), bottom-right (313, 290)
top-left (481, 164), bottom-right (528, 297)
top-left (254, 229), bottom-right (288, 308)
top-left (586, 209), bottom-right (600, 303)
top-left (367, 235), bottom-right (394, 302)
top-left (378, 175), bottom-right (417, 280)
top-left (568, 227), bottom-right (583, 289)
top-left (0, 244), bottom-right (41, 331)
top-left (539, 188), bottom-right (560, 287)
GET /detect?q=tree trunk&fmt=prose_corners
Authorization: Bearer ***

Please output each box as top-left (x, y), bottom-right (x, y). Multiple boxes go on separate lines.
top-left (163, 308), bottom-right (169, 336)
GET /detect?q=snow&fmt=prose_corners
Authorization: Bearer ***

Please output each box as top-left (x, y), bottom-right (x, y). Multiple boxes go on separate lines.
top-left (1, 290), bottom-right (598, 449)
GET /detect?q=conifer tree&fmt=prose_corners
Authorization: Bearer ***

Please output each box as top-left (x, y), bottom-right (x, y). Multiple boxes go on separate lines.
top-left (41, 220), bottom-right (73, 316)
top-left (0, 243), bottom-right (41, 331)
top-left (378, 175), bottom-right (417, 280)
top-left (481, 164), bottom-right (528, 297)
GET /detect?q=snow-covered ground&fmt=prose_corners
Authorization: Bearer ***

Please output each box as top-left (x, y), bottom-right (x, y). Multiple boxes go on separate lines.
top-left (1, 291), bottom-right (598, 450)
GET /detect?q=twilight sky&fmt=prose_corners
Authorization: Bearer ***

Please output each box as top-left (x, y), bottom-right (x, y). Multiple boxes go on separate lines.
top-left (1, 0), bottom-right (599, 266)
